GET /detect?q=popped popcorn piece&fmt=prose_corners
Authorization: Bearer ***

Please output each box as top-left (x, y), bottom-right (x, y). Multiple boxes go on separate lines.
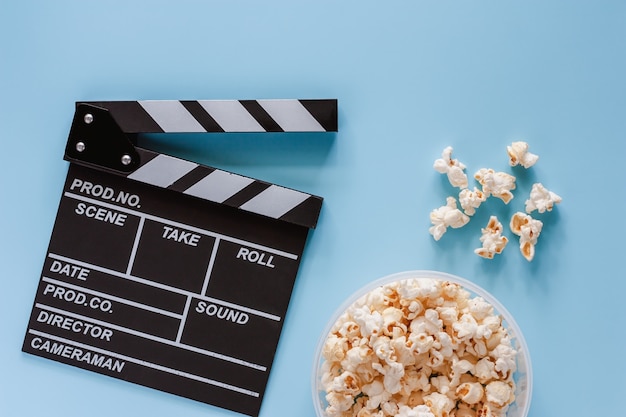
top-left (428, 197), bottom-right (470, 241)
top-left (357, 408), bottom-right (384, 417)
top-left (330, 371), bottom-right (361, 395)
top-left (372, 336), bottom-right (394, 362)
top-left (380, 400), bottom-right (399, 416)
top-left (433, 146), bottom-right (468, 188)
top-left (455, 404), bottom-right (478, 417)
top-left (474, 357), bottom-right (499, 383)
top-left (426, 348), bottom-right (444, 368)
top-left (477, 403), bottom-right (504, 417)
top-left (525, 183), bottom-right (562, 214)
top-left (372, 360), bottom-right (405, 394)
top-left (410, 309), bottom-right (443, 335)
top-left (467, 297), bottom-right (494, 321)
top-left (436, 331), bottom-right (454, 358)
top-left (458, 187), bottom-right (487, 216)
top-left (485, 381), bottom-right (514, 407)
top-left (456, 381), bottom-right (484, 404)
top-left (343, 344), bottom-right (374, 372)
top-left (321, 361), bottom-right (342, 388)
top-left (453, 314), bottom-right (478, 341)
top-left (474, 216), bottom-right (509, 259)
top-left (436, 305), bottom-right (458, 325)
top-left (430, 374), bottom-right (452, 395)
top-left (477, 315), bottom-right (502, 340)
top-left (381, 306), bottom-right (405, 336)
top-left (403, 299), bottom-right (424, 321)
top-left (450, 357), bottom-right (475, 386)
top-left (409, 332), bottom-right (434, 354)
top-left (325, 391), bottom-right (354, 416)
top-left (323, 334), bottom-right (348, 362)
top-left (319, 279), bottom-right (519, 417)
top-left (354, 362), bottom-right (377, 384)
top-left (397, 405), bottom-right (436, 417)
top-left (362, 379), bottom-right (391, 410)
top-left (474, 168), bottom-right (517, 204)
top-left (507, 141), bottom-right (539, 168)
top-left (401, 369), bottom-right (430, 395)
top-left (485, 327), bottom-right (508, 351)
top-left (510, 212), bottom-right (543, 261)
top-left (338, 321), bottom-right (362, 346)
top-left (423, 392), bottom-right (455, 417)
top-left (392, 336), bottom-right (417, 366)
top-left (491, 339), bottom-right (518, 378)
top-left (353, 305), bottom-right (383, 338)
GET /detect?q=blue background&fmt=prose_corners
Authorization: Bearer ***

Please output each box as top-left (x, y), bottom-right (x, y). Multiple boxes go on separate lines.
top-left (1, 1), bottom-right (625, 416)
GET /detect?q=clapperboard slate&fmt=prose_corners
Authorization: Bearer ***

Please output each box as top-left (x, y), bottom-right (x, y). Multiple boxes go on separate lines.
top-left (22, 99), bottom-right (337, 416)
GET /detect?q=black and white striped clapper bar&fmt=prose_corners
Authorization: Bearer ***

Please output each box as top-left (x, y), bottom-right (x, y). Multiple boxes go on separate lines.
top-left (22, 99), bottom-right (337, 416)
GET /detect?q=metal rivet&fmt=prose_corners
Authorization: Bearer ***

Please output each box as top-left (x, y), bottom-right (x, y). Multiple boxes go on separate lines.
top-left (121, 154), bottom-right (132, 165)
top-left (76, 142), bottom-right (86, 152)
top-left (84, 113), bottom-right (94, 124)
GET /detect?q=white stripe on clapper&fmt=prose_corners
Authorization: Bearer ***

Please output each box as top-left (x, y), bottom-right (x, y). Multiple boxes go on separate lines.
top-left (139, 100), bottom-right (206, 133)
top-left (184, 170), bottom-right (255, 203)
top-left (258, 100), bottom-right (325, 132)
top-left (239, 185), bottom-right (310, 219)
top-left (127, 154), bottom-right (198, 188)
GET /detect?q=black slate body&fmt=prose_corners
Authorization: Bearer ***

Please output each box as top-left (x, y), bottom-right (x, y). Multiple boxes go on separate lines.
top-left (23, 163), bottom-right (312, 416)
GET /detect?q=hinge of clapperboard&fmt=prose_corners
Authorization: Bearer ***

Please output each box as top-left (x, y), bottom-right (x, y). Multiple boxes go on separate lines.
top-left (64, 99), bottom-right (337, 229)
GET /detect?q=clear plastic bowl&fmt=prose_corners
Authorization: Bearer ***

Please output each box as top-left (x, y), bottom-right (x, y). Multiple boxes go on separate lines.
top-left (312, 270), bottom-right (532, 417)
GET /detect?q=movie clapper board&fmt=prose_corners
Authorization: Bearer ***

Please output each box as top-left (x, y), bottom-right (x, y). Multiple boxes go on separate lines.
top-left (22, 100), bottom-right (337, 416)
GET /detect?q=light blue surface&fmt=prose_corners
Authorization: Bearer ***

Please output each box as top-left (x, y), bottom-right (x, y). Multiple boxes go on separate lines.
top-left (1, 1), bottom-right (625, 416)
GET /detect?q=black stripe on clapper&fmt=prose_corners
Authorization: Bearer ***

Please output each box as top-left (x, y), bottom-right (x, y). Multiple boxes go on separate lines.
top-left (299, 99), bottom-right (338, 132)
top-left (168, 165), bottom-right (216, 193)
top-left (279, 196), bottom-right (323, 228)
top-left (180, 101), bottom-right (225, 132)
top-left (239, 100), bottom-right (284, 132)
top-left (222, 181), bottom-right (272, 208)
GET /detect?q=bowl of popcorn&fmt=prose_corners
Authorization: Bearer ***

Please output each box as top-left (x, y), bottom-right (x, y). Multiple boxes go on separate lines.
top-left (313, 271), bottom-right (531, 417)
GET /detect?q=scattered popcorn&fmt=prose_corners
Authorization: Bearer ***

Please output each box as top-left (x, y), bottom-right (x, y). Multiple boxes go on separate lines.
top-left (433, 146), bottom-right (468, 188)
top-left (510, 212), bottom-right (543, 261)
top-left (474, 168), bottom-right (516, 204)
top-left (506, 141), bottom-right (539, 168)
top-left (474, 216), bottom-right (508, 259)
top-left (320, 279), bottom-right (518, 417)
top-left (458, 187), bottom-right (487, 216)
top-left (428, 197), bottom-right (470, 241)
top-left (429, 142), bottom-right (561, 261)
top-left (525, 183), bottom-right (562, 214)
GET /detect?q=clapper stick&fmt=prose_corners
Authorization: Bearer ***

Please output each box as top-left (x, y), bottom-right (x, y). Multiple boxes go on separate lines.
top-left (23, 99), bottom-right (337, 416)
top-left (84, 99), bottom-right (338, 133)
top-left (65, 100), bottom-right (337, 228)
